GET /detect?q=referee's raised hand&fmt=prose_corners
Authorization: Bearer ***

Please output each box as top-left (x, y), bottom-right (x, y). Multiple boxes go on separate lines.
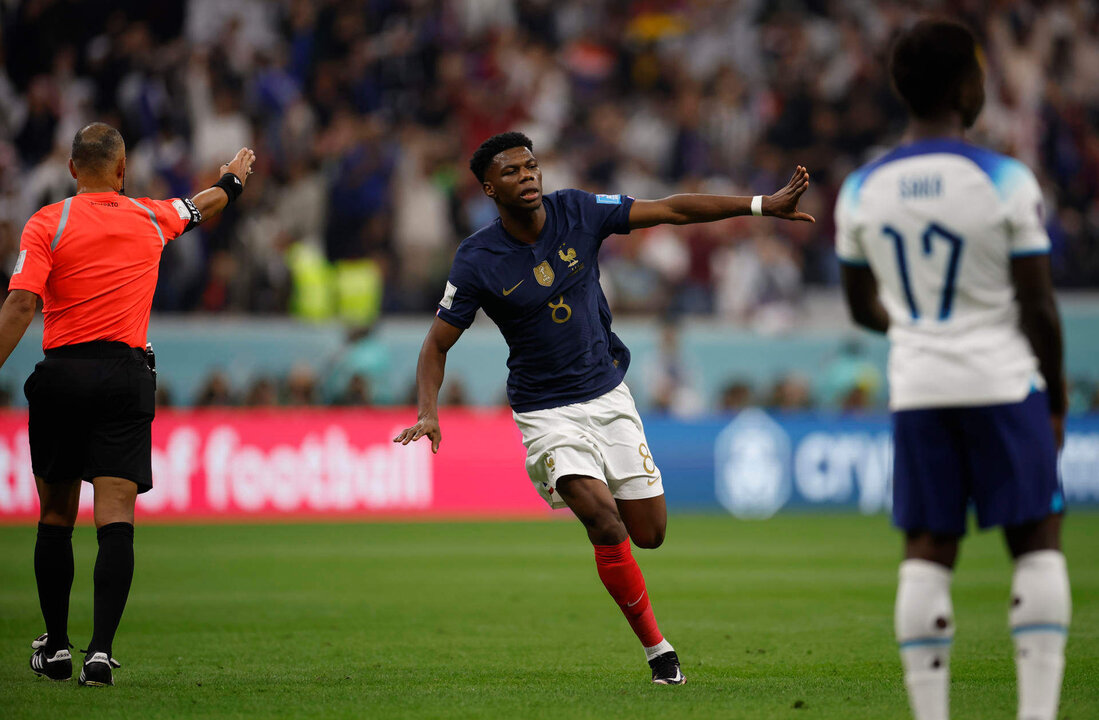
top-left (221, 147), bottom-right (256, 188)
top-left (190, 147), bottom-right (257, 221)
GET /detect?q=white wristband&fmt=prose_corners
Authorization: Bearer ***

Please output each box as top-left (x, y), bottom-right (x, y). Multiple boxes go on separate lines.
top-left (751, 195), bottom-right (764, 217)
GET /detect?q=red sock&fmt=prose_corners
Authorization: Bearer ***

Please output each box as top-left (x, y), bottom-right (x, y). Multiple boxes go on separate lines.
top-left (593, 539), bottom-right (663, 648)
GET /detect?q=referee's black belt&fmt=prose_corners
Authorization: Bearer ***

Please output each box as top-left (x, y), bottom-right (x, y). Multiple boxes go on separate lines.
top-left (45, 340), bottom-right (144, 360)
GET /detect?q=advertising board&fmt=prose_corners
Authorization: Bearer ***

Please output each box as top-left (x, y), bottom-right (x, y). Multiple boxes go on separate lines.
top-left (0, 409), bottom-right (1095, 521)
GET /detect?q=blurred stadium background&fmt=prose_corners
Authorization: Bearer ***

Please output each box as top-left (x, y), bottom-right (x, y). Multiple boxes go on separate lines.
top-left (2, 0), bottom-right (1099, 406)
top-left (0, 2), bottom-right (1097, 718)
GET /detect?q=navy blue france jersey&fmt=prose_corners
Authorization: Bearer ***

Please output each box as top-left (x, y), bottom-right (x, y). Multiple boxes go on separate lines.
top-left (436, 189), bottom-right (634, 412)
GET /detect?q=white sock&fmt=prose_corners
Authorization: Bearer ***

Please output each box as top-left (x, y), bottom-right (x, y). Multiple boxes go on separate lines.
top-left (1011, 550), bottom-right (1071, 720)
top-left (644, 638), bottom-right (674, 661)
top-left (896, 559), bottom-right (954, 720)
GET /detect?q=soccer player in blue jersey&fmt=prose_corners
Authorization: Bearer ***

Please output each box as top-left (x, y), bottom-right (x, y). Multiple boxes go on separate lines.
top-left (395, 130), bottom-right (813, 684)
top-left (836, 20), bottom-right (1070, 720)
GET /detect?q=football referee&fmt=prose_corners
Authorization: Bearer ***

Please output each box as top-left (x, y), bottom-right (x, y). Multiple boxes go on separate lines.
top-left (0, 122), bottom-right (255, 686)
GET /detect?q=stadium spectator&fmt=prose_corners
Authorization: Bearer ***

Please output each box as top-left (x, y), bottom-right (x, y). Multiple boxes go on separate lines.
top-left (323, 324), bottom-right (391, 401)
top-left (766, 373), bottom-right (814, 411)
top-left (242, 376), bottom-right (278, 407)
top-left (643, 319), bottom-right (704, 417)
top-left (717, 379), bottom-right (755, 412)
top-left (1088, 382), bottom-right (1099, 413)
top-left (284, 362), bottom-right (318, 406)
top-left (154, 383), bottom-right (174, 409)
top-left (333, 373), bottom-right (371, 407)
top-left (439, 377), bottom-right (470, 407)
top-left (194, 369), bottom-right (235, 406)
top-left (819, 340), bottom-right (883, 411)
top-left (713, 227), bottom-right (803, 331)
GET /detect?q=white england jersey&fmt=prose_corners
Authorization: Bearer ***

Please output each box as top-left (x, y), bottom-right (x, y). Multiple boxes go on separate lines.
top-left (835, 138), bottom-right (1050, 411)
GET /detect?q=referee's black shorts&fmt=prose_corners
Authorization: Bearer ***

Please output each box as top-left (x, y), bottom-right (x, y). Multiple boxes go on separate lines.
top-left (24, 340), bottom-right (156, 492)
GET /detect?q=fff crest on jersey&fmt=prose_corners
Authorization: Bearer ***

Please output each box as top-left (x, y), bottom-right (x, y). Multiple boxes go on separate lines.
top-left (558, 247), bottom-right (578, 268)
top-left (534, 261), bottom-right (555, 286)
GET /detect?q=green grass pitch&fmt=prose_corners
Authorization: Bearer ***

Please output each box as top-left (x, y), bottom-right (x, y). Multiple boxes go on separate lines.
top-left (0, 513), bottom-right (1095, 719)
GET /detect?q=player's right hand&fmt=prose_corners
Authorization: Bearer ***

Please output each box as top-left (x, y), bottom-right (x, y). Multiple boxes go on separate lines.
top-left (393, 415), bottom-right (441, 453)
top-left (1051, 414), bottom-right (1065, 450)
top-left (221, 148), bottom-right (256, 188)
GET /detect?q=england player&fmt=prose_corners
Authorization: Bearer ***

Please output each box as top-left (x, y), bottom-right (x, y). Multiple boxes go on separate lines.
top-left (395, 131), bottom-right (813, 684)
top-left (836, 21), bottom-right (1070, 720)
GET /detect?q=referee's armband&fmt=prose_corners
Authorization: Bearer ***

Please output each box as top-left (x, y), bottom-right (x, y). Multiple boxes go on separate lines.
top-left (171, 197), bottom-right (203, 234)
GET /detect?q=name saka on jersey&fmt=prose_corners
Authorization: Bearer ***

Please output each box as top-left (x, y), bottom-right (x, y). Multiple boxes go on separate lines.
top-left (436, 189), bottom-right (634, 413)
top-left (835, 138), bottom-right (1049, 411)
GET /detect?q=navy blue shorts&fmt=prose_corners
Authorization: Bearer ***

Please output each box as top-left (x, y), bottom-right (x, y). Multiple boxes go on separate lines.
top-left (892, 391), bottom-right (1063, 536)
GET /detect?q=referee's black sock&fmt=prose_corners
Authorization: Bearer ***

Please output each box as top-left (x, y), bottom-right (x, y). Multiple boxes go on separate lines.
top-left (87, 522), bottom-right (135, 658)
top-left (35, 522), bottom-right (75, 654)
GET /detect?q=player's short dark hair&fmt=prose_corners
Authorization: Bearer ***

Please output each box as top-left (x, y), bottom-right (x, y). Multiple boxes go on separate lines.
top-left (71, 122), bottom-right (125, 174)
top-left (890, 19), bottom-right (981, 121)
top-left (469, 131), bottom-right (533, 183)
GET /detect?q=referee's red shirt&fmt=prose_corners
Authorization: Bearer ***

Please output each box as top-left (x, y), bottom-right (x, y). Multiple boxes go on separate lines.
top-left (9, 191), bottom-right (191, 350)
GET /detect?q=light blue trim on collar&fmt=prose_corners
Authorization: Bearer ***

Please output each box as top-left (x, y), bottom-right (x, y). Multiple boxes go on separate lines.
top-left (842, 138), bottom-right (1031, 208)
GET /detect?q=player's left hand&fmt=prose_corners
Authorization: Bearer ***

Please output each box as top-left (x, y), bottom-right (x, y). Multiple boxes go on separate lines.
top-left (763, 166), bottom-right (815, 222)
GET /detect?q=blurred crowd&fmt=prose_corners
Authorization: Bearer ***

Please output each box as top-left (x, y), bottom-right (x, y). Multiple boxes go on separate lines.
top-left (156, 358), bottom-right (1099, 414)
top-left (179, 364), bottom-right (473, 410)
top-left (1, 0), bottom-right (1098, 331)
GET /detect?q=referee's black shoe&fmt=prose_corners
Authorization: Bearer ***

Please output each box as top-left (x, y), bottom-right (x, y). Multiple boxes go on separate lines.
top-left (648, 650), bottom-right (686, 685)
top-left (30, 634), bottom-right (72, 681)
top-left (78, 652), bottom-right (118, 687)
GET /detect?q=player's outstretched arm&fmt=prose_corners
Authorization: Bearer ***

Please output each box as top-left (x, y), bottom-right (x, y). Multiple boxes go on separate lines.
top-left (0, 289), bottom-right (37, 370)
top-left (188, 147), bottom-right (256, 223)
top-left (628, 166), bottom-right (815, 230)
top-left (393, 317), bottom-right (465, 454)
top-left (1012, 254), bottom-right (1067, 447)
top-left (841, 264), bottom-right (890, 334)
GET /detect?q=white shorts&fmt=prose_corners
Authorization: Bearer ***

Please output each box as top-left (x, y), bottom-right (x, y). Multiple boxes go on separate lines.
top-left (512, 382), bottom-right (663, 509)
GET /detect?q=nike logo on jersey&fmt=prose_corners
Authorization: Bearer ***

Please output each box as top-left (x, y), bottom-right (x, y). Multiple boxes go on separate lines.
top-left (626, 591), bottom-right (646, 607)
top-left (502, 280), bottom-right (524, 295)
